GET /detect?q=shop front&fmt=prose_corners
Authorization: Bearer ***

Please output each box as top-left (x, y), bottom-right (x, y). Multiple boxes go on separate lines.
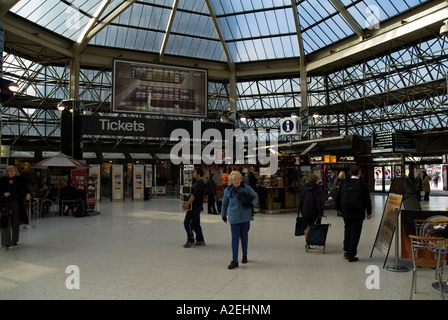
top-left (367, 155), bottom-right (446, 193)
top-left (257, 165), bottom-right (300, 213)
top-left (308, 154), bottom-right (357, 204)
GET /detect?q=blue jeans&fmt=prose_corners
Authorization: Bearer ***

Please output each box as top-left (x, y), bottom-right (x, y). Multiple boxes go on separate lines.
top-left (230, 222), bottom-right (250, 262)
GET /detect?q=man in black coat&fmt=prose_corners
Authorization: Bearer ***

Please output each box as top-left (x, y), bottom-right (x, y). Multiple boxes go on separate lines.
top-left (205, 173), bottom-right (218, 215)
top-left (335, 165), bottom-right (372, 262)
top-left (182, 167), bottom-right (206, 247)
top-left (59, 180), bottom-right (78, 216)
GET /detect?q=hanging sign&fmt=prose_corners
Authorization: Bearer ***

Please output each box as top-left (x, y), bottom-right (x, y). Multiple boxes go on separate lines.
top-left (280, 118), bottom-right (302, 136)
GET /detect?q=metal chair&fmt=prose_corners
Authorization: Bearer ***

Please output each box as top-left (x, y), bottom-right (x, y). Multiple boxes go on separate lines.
top-left (40, 199), bottom-right (54, 217)
top-left (409, 235), bottom-right (447, 300)
top-left (27, 198), bottom-right (40, 218)
top-left (61, 199), bottom-right (75, 215)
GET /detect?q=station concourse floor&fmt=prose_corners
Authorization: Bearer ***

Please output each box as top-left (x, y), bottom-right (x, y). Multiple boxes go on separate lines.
top-left (1, 192), bottom-right (448, 301)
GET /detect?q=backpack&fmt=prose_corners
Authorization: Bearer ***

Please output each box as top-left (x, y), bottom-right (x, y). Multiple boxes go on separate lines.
top-left (341, 179), bottom-right (363, 211)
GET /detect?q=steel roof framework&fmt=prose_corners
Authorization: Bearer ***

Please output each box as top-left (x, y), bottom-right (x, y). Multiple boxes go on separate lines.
top-left (0, 0), bottom-right (447, 155)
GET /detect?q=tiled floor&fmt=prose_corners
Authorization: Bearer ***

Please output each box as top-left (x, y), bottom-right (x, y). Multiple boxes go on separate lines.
top-left (1, 192), bottom-right (447, 300)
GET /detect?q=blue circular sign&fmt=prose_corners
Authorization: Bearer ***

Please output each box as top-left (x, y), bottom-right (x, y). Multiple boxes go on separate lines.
top-left (282, 119), bottom-right (295, 133)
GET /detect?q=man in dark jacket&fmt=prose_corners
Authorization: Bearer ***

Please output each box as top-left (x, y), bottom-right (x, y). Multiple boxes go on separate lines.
top-left (298, 173), bottom-right (323, 238)
top-left (335, 165), bottom-right (372, 262)
top-left (59, 180), bottom-right (78, 216)
top-left (205, 173), bottom-right (218, 215)
top-left (182, 167), bottom-right (206, 248)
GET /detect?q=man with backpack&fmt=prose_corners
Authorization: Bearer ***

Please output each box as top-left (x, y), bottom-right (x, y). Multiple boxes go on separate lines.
top-left (335, 165), bottom-right (372, 262)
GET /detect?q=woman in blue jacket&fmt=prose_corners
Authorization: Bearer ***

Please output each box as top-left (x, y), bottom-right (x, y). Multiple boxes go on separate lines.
top-left (221, 171), bottom-right (259, 269)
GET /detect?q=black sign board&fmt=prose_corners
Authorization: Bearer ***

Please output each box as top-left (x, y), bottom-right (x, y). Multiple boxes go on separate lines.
top-left (371, 131), bottom-right (393, 153)
top-left (371, 130), bottom-right (416, 154)
top-left (81, 115), bottom-right (234, 138)
top-left (394, 130), bottom-right (416, 152)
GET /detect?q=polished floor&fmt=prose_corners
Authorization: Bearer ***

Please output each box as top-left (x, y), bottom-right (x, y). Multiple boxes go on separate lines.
top-left (1, 192), bottom-right (448, 300)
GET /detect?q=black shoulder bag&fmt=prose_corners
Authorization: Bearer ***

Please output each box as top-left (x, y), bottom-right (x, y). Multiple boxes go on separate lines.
top-left (1, 197), bottom-right (12, 217)
top-left (239, 192), bottom-right (253, 207)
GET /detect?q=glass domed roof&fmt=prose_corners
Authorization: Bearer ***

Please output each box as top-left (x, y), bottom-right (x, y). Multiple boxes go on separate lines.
top-left (8, 0), bottom-right (428, 63)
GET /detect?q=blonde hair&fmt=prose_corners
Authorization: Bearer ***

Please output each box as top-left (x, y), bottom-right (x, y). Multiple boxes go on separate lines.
top-left (229, 171), bottom-right (243, 183)
top-left (2, 165), bottom-right (20, 177)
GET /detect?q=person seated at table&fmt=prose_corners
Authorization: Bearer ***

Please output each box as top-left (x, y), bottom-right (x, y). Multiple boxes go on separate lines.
top-left (59, 180), bottom-right (78, 216)
top-left (40, 182), bottom-right (54, 216)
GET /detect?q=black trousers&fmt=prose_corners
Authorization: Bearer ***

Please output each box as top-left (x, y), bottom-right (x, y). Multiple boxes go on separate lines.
top-left (184, 207), bottom-right (204, 243)
top-left (343, 218), bottom-right (364, 259)
top-left (1, 201), bottom-right (20, 246)
top-left (207, 194), bottom-right (218, 214)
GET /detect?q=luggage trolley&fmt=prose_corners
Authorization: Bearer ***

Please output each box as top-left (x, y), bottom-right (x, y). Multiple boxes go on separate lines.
top-left (305, 216), bottom-right (331, 254)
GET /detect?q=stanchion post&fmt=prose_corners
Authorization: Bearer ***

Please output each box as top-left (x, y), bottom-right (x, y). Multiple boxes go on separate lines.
top-left (386, 210), bottom-right (408, 272)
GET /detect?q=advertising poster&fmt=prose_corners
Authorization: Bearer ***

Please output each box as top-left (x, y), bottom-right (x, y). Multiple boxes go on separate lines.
top-left (145, 165), bottom-right (153, 188)
top-left (89, 164), bottom-right (101, 201)
top-left (133, 165), bottom-right (144, 201)
top-left (71, 169), bottom-right (86, 192)
top-left (374, 193), bottom-right (402, 255)
top-left (111, 164), bottom-right (124, 202)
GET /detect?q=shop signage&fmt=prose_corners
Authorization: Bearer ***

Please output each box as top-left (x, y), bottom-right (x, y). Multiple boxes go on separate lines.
top-left (309, 155), bottom-right (324, 163)
top-left (309, 155), bottom-right (355, 164)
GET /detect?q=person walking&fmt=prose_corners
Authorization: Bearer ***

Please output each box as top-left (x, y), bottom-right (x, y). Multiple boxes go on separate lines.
top-left (433, 172), bottom-right (439, 188)
top-left (248, 167), bottom-right (258, 213)
top-left (335, 165), bottom-right (372, 262)
top-left (413, 172), bottom-right (423, 201)
top-left (182, 167), bottom-right (206, 248)
top-left (422, 171), bottom-right (431, 201)
top-left (332, 171), bottom-right (345, 215)
top-left (298, 174), bottom-right (324, 239)
top-left (205, 173), bottom-right (218, 215)
top-left (221, 171), bottom-right (258, 269)
top-left (0, 166), bottom-right (31, 250)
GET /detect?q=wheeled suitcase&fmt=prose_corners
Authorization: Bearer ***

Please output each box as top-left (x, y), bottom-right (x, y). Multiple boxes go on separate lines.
top-left (305, 217), bottom-right (330, 253)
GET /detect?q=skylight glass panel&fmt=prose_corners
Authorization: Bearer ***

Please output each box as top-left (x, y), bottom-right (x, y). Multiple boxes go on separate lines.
top-left (178, 0), bottom-right (208, 13)
top-left (10, 0), bottom-right (107, 41)
top-left (345, 0), bottom-right (426, 30)
top-left (165, 35), bottom-right (225, 61)
top-left (67, 0), bottom-right (103, 16)
top-left (9, 0), bottom-right (432, 63)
